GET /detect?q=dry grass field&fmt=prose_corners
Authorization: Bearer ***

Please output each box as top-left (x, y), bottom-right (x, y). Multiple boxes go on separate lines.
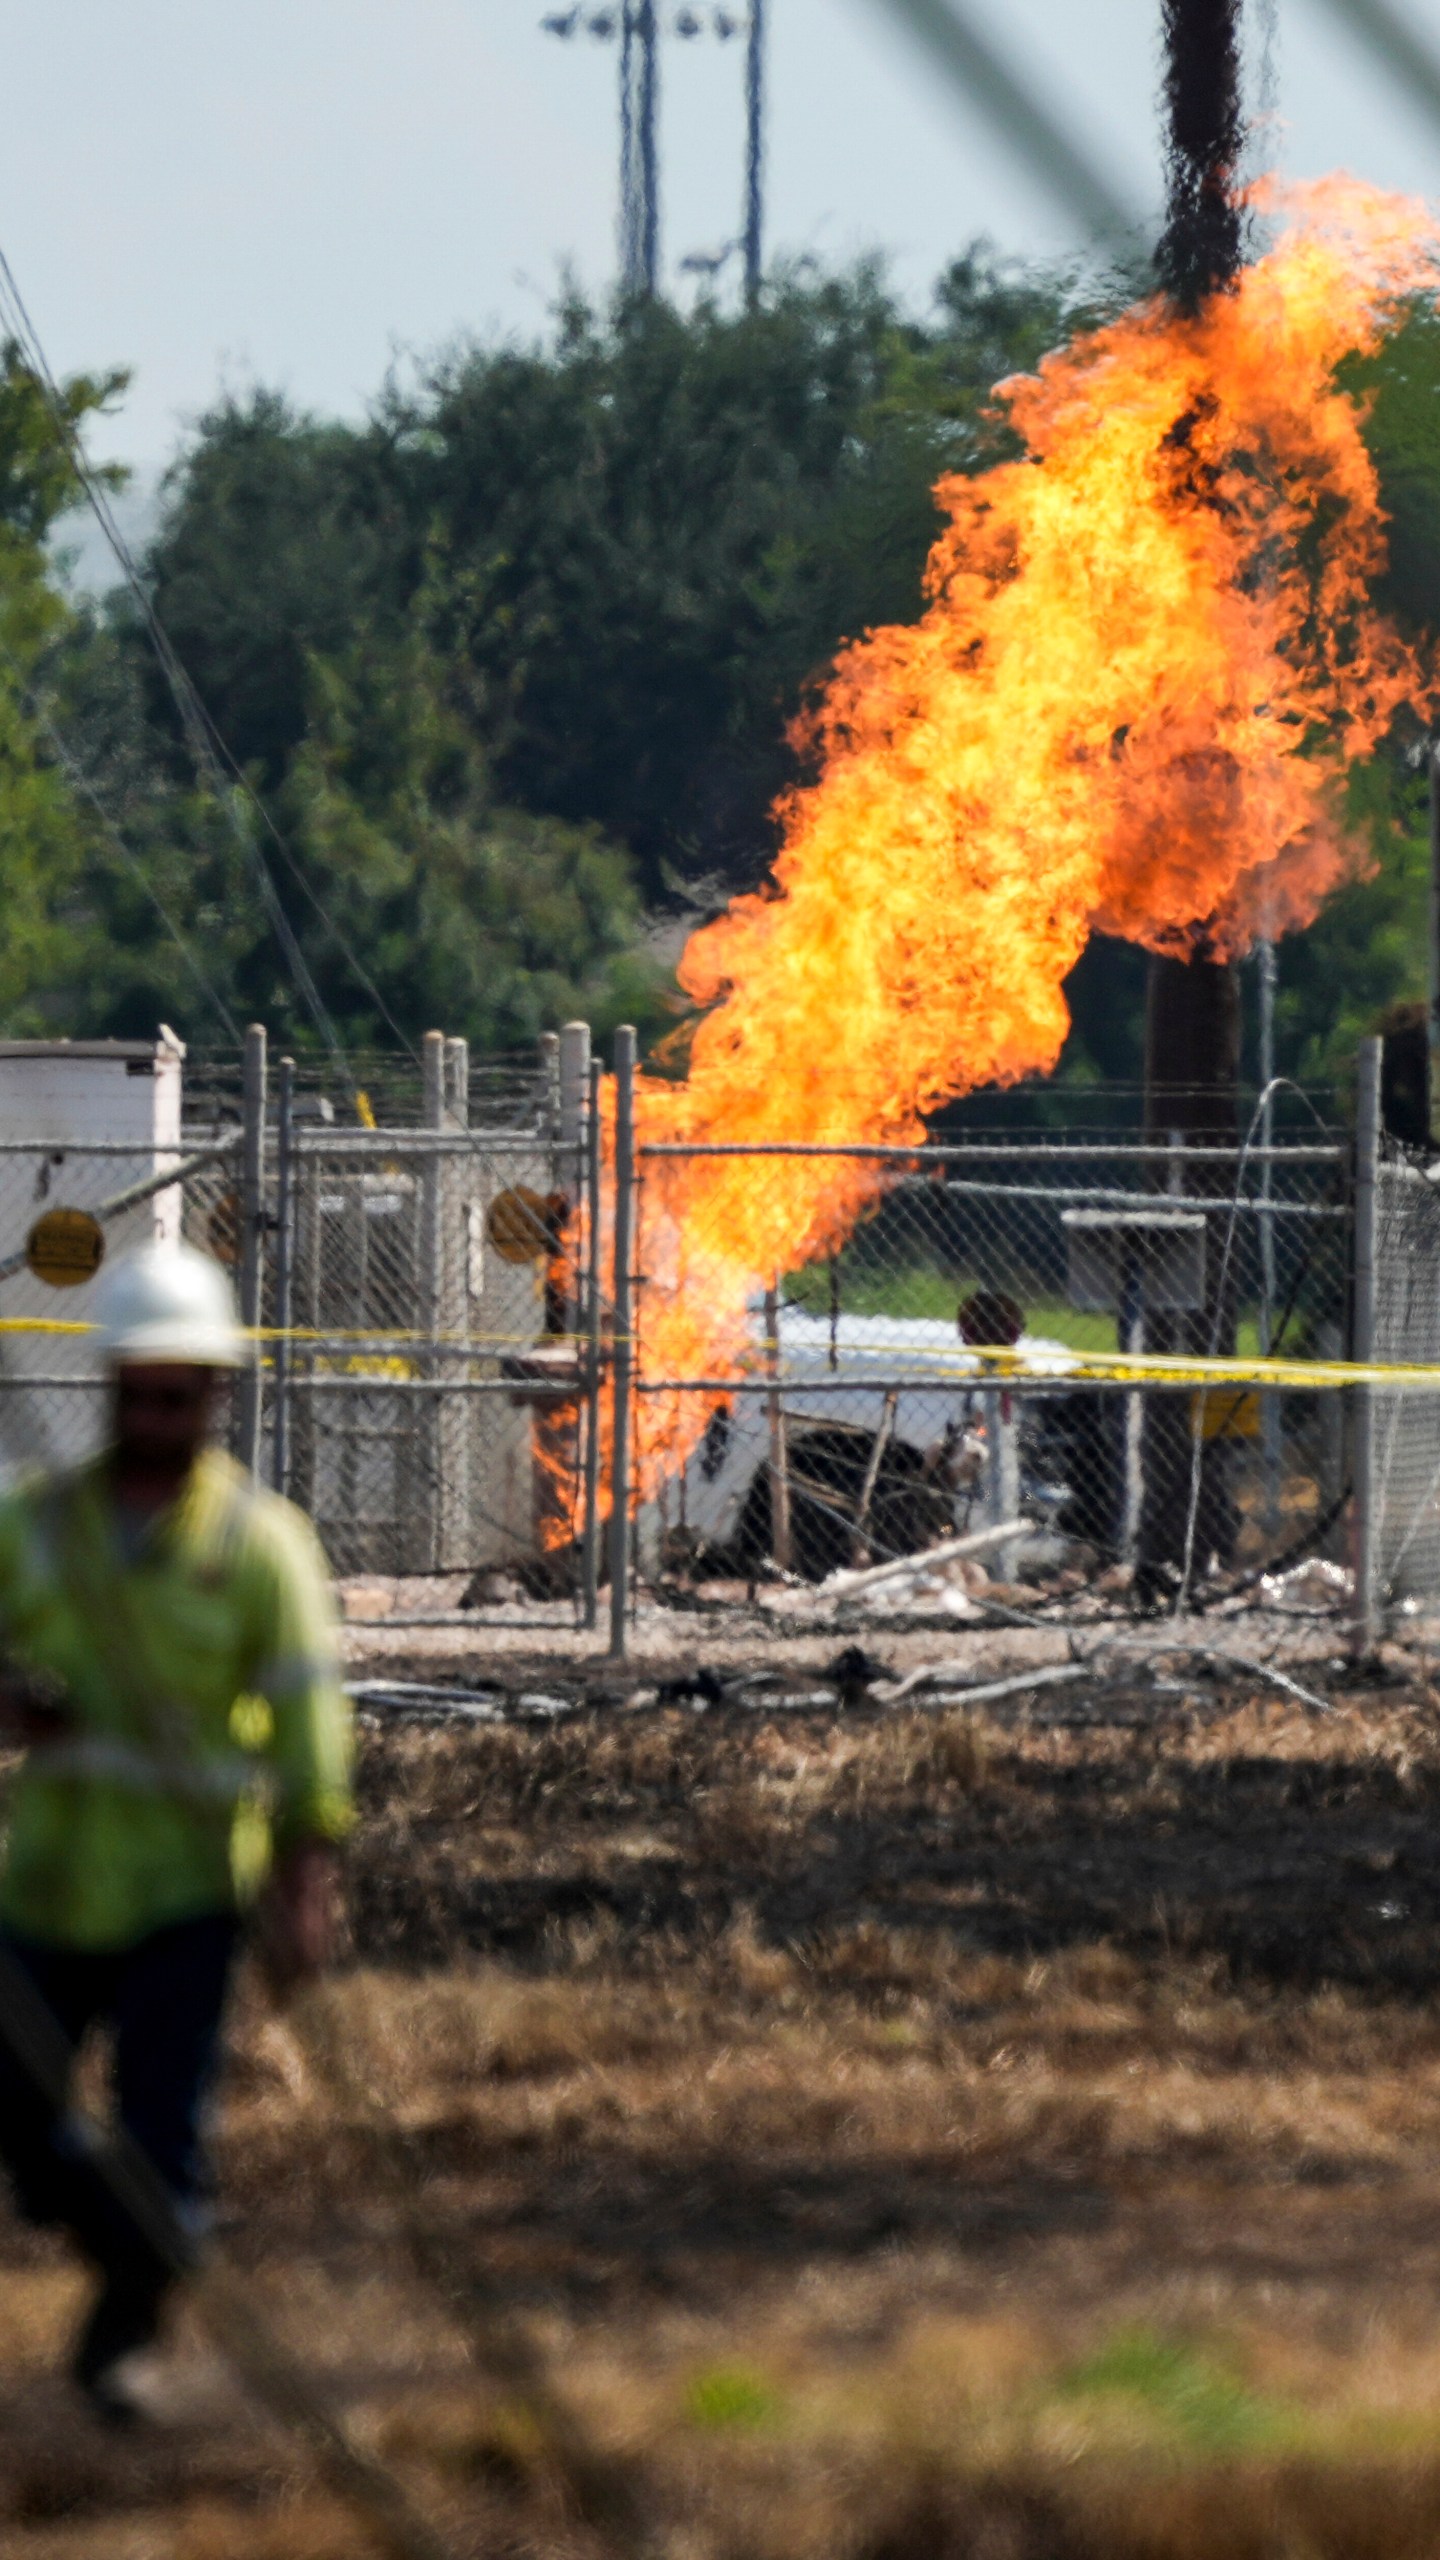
top-left (8, 1650), bottom-right (1440, 2557)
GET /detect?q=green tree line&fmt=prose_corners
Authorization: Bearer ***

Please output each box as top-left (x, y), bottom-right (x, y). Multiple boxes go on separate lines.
top-left (0, 254), bottom-right (1436, 1090)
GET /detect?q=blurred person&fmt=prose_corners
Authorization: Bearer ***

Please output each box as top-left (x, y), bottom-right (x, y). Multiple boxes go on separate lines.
top-left (0, 1242), bottom-right (353, 2419)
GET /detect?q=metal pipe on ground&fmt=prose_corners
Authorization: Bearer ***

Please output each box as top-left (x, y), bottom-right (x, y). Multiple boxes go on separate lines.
top-left (822, 1515), bottom-right (1028, 1598)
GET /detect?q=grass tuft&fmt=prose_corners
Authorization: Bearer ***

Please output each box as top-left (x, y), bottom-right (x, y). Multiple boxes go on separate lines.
top-left (1051, 2328), bottom-right (1285, 2458)
top-left (684, 2363), bottom-right (786, 2433)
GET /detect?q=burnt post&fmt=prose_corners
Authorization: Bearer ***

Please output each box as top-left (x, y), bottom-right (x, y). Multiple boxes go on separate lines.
top-left (1136, 0), bottom-right (1246, 1601)
top-left (1136, 949), bottom-right (1242, 1599)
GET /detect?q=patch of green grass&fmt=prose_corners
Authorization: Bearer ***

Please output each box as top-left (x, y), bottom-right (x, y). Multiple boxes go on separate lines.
top-left (1050, 2329), bottom-right (1284, 2458)
top-left (683, 2363), bottom-right (785, 2433)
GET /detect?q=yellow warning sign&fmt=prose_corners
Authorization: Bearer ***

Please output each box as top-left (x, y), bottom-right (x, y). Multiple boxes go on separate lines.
top-left (1191, 1387), bottom-right (1262, 1442)
top-left (26, 1207), bottom-right (105, 1289)
top-left (486, 1185), bottom-right (554, 1266)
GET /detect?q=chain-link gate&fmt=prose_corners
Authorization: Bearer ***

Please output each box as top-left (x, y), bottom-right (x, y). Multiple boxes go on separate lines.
top-left (233, 1028), bottom-right (603, 1594)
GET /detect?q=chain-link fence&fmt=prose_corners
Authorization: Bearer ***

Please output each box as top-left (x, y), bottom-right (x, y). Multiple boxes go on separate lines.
top-left (260, 1121), bottom-right (592, 1579)
top-left (1360, 1123), bottom-right (1440, 1616)
top-left (17, 1027), bottom-right (1440, 1643)
top-left (0, 1133), bottom-right (239, 1479)
top-left (0, 1030), bottom-right (608, 1615)
top-left (630, 1130), bottom-right (1351, 1602)
top-left (0, 1034), bottom-right (243, 1482)
top-left (236, 1030), bottom-right (602, 1594)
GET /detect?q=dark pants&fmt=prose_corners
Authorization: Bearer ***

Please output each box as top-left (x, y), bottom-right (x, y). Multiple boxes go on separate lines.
top-left (0, 1913), bottom-right (238, 2296)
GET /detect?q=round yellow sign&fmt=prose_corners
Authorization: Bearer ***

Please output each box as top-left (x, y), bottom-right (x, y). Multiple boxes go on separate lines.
top-left (486, 1185), bottom-right (554, 1266)
top-left (27, 1206), bottom-right (106, 1289)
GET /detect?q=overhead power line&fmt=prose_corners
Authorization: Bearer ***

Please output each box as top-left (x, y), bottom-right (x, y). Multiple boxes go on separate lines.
top-left (860, 0), bottom-right (1143, 242)
top-left (0, 244), bottom-right (419, 1087)
top-left (27, 691), bottom-right (244, 1044)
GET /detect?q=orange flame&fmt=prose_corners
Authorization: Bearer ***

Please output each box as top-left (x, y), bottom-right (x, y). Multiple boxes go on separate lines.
top-left (624, 181), bottom-right (1440, 1486)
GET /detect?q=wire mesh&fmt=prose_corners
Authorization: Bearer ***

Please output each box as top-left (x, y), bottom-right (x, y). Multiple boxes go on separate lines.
top-left (182, 1045), bottom-right (564, 1135)
top-left (266, 1125), bottom-right (593, 1579)
top-left (633, 1135), bottom-right (1350, 1596)
top-left (0, 1082), bottom-right (603, 1602)
top-left (0, 1133), bottom-right (237, 1482)
top-left (0, 1090), bottom-right (1369, 1624)
top-left (1370, 1141), bottom-right (1440, 1606)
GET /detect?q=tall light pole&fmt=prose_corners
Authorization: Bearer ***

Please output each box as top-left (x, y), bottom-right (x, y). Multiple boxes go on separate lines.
top-left (743, 0), bottom-right (765, 303)
top-left (636, 1), bottom-right (660, 294)
top-left (617, 5), bottom-right (659, 292)
top-left (543, 6), bottom-right (756, 302)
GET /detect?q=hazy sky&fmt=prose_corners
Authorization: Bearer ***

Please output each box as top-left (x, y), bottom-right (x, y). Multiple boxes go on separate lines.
top-left (6, 0), bottom-right (1440, 476)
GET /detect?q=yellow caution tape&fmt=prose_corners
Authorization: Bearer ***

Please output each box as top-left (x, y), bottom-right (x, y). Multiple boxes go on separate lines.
top-left (0, 1318), bottom-right (570, 1347)
top-left (844, 1345), bottom-right (1440, 1390)
top-left (0, 1320), bottom-right (1437, 1393)
top-left (734, 1335), bottom-right (1440, 1390)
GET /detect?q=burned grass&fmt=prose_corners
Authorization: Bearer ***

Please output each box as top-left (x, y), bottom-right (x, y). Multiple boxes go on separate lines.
top-left (8, 1669), bottom-right (1440, 2554)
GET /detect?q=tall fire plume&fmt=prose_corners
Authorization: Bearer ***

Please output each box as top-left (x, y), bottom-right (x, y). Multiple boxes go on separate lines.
top-left (622, 181), bottom-right (1440, 1492)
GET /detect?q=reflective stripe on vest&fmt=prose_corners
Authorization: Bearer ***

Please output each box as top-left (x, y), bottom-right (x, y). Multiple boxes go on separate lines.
top-left (25, 1732), bottom-right (269, 1805)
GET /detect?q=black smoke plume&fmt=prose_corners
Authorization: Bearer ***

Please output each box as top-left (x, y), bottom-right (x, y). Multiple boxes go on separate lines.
top-left (1156, 0), bottom-right (1244, 311)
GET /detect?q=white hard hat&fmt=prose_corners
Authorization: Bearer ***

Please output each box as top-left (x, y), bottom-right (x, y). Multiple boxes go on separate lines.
top-left (95, 1242), bottom-right (246, 1370)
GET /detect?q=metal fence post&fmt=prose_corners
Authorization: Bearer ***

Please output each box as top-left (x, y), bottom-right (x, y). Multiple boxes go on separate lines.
top-left (558, 1022), bottom-right (590, 1161)
top-left (559, 1021), bottom-right (593, 1584)
top-left (1429, 751), bottom-right (1440, 1147)
top-left (607, 1026), bottom-right (636, 1659)
top-left (1353, 1033), bottom-right (1382, 1652)
top-left (270, 1056), bottom-right (295, 1498)
top-left (763, 1282), bottom-right (792, 1571)
top-left (582, 1056), bottom-right (603, 1629)
top-left (539, 1029), bottom-right (561, 1141)
top-left (236, 1023), bottom-right (267, 1477)
top-left (421, 1031), bottom-right (447, 1571)
top-left (441, 1036), bottom-right (470, 1566)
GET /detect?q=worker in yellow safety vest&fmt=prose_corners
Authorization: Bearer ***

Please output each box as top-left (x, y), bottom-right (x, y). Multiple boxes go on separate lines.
top-left (0, 1241), bottom-right (354, 2419)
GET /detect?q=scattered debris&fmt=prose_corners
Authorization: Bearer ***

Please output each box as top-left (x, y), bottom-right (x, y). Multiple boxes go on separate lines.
top-left (878, 1660), bottom-right (1090, 1713)
top-left (827, 1644), bottom-right (892, 1703)
top-left (657, 1667), bottom-right (728, 1708)
top-left (818, 1518), bottom-right (1027, 1601)
top-left (1256, 1557), bottom-right (1355, 1612)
